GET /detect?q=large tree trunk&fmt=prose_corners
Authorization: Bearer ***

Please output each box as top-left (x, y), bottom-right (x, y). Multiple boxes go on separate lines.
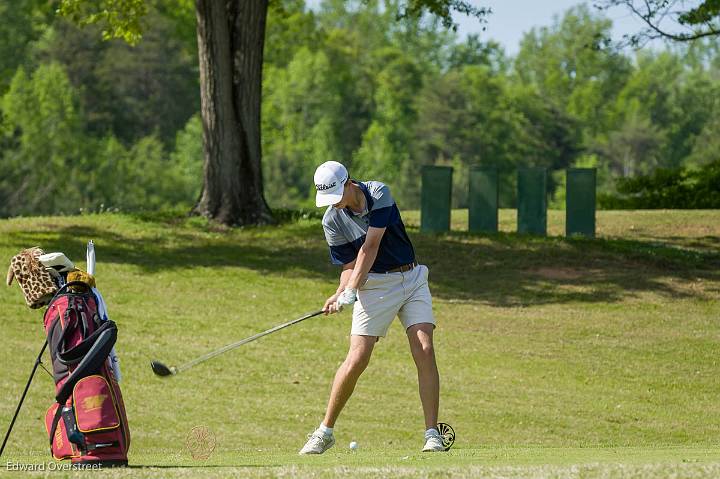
top-left (193, 0), bottom-right (273, 225)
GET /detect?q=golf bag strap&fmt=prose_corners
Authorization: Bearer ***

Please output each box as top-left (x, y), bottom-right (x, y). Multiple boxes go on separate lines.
top-left (48, 404), bottom-right (64, 447)
top-left (46, 281), bottom-right (97, 360)
top-left (47, 316), bottom-right (68, 383)
top-left (56, 302), bottom-right (79, 355)
top-left (48, 316), bottom-right (62, 356)
top-left (54, 321), bottom-right (117, 405)
top-left (58, 320), bottom-right (116, 366)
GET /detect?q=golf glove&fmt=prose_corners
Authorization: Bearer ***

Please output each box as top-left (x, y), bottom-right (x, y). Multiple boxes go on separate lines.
top-left (335, 287), bottom-right (357, 310)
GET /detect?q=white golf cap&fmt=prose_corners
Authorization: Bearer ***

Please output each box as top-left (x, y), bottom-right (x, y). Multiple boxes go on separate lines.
top-left (314, 161), bottom-right (348, 207)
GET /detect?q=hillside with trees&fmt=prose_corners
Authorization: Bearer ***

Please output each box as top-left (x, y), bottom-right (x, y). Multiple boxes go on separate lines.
top-left (1, 0), bottom-right (718, 217)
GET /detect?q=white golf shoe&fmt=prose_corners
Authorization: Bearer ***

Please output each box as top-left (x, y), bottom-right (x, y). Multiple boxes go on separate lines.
top-left (422, 433), bottom-right (445, 452)
top-left (299, 431), bottom-right (335, 455)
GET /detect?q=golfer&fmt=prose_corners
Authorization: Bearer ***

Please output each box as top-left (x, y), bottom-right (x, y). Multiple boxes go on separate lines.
top-left (299, 161), bottom-right (444, 454)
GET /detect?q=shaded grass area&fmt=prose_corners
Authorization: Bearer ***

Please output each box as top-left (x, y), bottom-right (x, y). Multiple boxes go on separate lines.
top-left (403, 209), bottom-right (720, 253)
top-left (2, 210), bottom-right (718, 307)
top-left (0, 211), bottom-right (718, 478)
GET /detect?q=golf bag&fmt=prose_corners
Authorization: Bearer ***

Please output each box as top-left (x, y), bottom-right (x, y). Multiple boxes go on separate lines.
top-left (42, 282), bottom-right (130, 466)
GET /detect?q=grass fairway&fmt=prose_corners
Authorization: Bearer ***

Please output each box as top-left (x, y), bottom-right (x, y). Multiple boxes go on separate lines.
top-left (0, 210), bottom-right (718, 478)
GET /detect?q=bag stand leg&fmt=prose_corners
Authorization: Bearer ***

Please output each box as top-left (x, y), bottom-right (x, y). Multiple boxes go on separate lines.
top-left (0, 340), bottom-right (48, 458)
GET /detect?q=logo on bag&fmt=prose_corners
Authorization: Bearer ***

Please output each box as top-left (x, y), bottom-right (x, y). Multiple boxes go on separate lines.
top-left (82, 394), bottom-right (108, 412)
top-left (186, 426), bottom-right (216, 460)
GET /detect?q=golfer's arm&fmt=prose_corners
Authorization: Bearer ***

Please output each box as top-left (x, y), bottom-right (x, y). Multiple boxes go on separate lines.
top-left (347, 227), bottom-right (385, 290)
top-left (335, 262), bottom-right (355, 294)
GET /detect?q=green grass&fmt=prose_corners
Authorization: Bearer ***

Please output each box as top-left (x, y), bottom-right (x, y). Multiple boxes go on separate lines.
top-left (0, 210), bottom-right (718, 478)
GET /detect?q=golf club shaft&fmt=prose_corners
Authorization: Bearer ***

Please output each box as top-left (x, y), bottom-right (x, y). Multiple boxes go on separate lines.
top-left (0, 340), bottom-right (48, 458)
top-left (174, 310), bottom-right (324, 374)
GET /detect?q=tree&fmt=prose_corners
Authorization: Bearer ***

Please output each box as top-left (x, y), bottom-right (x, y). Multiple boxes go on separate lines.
top-left (264, 0), bottom-right (321, 68)
top-left (606, 49), bottom-right (717, 170)
top-left (187, 0), bottom-right (271, 225)
top-left (685, 102), bottom-right (720, 168)
top-left (354, 49), bottom-right (423, 206)
top-left (0, 64), bottom-right (84, 216)
top-left (0, 0), bottom-right (54, 93)
top-left (170, 114), bottom-right (205, 203)
top-left (597, 0), bottom-right (720, 45)
top-left (34, 12), bottom-right (199, 146)
top-left (514, 5), bottom-right (632, 136)
top-left (262, 47), bottom-right (343, 207)
top-left (0, 61), bottom-right (197, 216)
top-left (58, 0), bottom-right (488, 225)
top-left (595, 101), bottom-right (665, 177)
top-left (448, 35), bottom-right (508, 72)
top-left (413, 60), bottom-right (582, 207)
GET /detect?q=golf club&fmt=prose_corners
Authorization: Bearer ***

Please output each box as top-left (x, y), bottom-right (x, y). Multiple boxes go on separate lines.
top-left (1, 340), bottom-right (48, 458)
top-left (151, 309), bottom-right (324, 378)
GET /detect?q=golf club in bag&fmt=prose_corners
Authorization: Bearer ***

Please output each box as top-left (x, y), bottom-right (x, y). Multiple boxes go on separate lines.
top-left (151, 309), bottom-right (324, 377)
top-left (0, 341), bottom-right (48, 458)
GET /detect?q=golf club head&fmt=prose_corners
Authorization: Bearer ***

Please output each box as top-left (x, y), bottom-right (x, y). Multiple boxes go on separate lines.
top-left (150, 360), bottom-right (176, 378)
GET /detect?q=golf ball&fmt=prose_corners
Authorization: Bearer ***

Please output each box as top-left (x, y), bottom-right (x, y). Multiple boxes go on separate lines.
top-left (349, 441), bottom-right (358, 450)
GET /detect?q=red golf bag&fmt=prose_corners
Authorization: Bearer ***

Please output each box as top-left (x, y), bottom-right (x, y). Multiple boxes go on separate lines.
top-left (42, 282), bottom-right (130, 466)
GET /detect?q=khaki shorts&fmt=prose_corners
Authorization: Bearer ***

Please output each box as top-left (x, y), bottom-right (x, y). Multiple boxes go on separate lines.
top-left (351, 264), bottom-right (435, 337)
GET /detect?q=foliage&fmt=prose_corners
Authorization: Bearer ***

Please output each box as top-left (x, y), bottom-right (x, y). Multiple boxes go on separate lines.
top-left (33, 11), bottom-right (199, 146)
top-left (170, 114), bottom-right (204, 204)
top-left (58, 0), bottom-right (146, 44)
top-left (598, 160), bottom-right (720, 209)
top-left (399, 0), bottom-right (490, 30)
top-left (0, 61), bottom-right (198, 216)
top-left (353, 48), bottom-right (423, 205)
top-left (685, 107), bottom-right (720, 167)
top-left (0, 0), bottom-right (53, 93)
top-left (597, 0), bottom-right (720, 45)
top-left (271, 206), bottom-right (325, 223)
top-left (0, 63), bottom-right (84, 216)
top-left (265, 0), bottom-right (322, 68)
top-left (515, 5), bottom-right (632, 136)
top-left (262, 47), bottom-right (344, 208)
top-left (1, 1), bottom-right (719, 216)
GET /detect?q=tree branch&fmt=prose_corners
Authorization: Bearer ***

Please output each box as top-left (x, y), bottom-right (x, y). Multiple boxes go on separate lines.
top-left (597, 0), bottom-right (720, 44)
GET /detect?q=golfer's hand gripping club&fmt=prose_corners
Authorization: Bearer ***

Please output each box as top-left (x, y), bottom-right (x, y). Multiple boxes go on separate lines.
top-left (323, 287), bottom-right (357, 314)
top-left (334, 287), bottom-right (357, 311)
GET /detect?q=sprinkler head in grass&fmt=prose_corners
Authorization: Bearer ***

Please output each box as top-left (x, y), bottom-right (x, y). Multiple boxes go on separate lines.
top-left (437, 423), bottom-right (455, 451)
top-left (151, 360), bottom-right (176, 377)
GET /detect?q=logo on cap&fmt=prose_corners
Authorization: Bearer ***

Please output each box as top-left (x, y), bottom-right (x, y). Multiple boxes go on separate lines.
top-left (316, 181), bottom-right (337, 191)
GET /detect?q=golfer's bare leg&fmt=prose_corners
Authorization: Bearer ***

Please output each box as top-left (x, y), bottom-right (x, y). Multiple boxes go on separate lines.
top-left (322, 334), bottom-right (376, 427)
top-left (407, 323), bottom-right (439, 429)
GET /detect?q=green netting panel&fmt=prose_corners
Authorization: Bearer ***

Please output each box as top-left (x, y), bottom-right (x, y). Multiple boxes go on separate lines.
top-left (517, 168), bottom-right (547, 236)
top-left (468, 167), bottom-right (498, 233)
top-left (566, 168), bottom-right (596, 238)
top-left (421, 166), bottom-right (452, 233)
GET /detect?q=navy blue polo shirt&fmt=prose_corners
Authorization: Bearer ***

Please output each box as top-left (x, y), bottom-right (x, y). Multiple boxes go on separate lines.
top-left (321, 181), bottom-right (415, 273)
